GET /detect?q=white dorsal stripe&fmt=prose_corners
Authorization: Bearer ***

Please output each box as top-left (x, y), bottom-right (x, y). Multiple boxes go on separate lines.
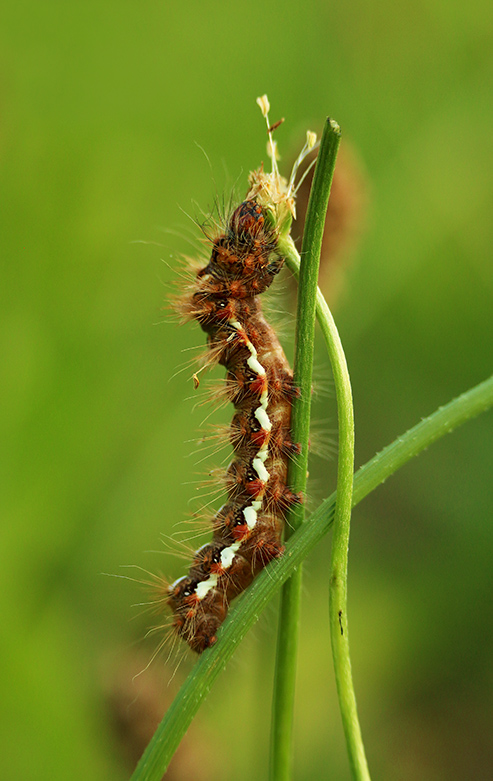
top-left (252, 457), bottom-right (270, 483)
top-left (256, 447), bottom-right (268, 463)
top-left (255, 407), bottom-right (271, 430)
top-left (246, 340), bottom-right (258, 358)
top-left (247, 355), bottom-right (266, 376)
top-left (196, 574), bottom-right (218, 599)
top-left (193, 316), bottom-right (274, 600)
top-left (220, 541), bottom-right (241, 569)
top-left (243, 505), bottom-right (258, 529)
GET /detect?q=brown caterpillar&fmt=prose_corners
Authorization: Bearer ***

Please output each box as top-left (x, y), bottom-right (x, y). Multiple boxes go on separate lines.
top-left (163, 97), bottom-right (317, 653)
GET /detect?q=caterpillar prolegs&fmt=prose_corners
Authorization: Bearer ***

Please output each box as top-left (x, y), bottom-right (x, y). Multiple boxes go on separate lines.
top-left (164, 97), bottom-right (317, 653)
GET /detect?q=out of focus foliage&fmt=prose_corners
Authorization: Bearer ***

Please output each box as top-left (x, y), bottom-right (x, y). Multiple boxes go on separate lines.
top-left (1, 2), bottom-right (492, 779)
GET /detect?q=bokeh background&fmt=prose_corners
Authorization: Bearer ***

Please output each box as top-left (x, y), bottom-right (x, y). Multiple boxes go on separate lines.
top-left (1, 1), bottom-right (492, 779)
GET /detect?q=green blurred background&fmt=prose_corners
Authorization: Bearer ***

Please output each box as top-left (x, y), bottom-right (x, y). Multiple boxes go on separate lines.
top-left (1, 1), bottom-right (492, 779)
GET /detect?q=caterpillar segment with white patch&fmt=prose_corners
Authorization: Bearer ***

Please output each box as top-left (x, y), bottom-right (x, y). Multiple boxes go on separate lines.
top-left (166, 199), bottom-right (303, 653)
top-left (163, 97), bottom-right (318, 653)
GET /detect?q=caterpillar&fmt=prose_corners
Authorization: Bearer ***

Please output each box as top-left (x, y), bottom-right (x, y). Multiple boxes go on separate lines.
top-left (163, 97), bottom-right (317, 653)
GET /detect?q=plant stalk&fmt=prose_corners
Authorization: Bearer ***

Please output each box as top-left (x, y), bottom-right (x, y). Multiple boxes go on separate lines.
top-left (269, 117), bottom-right (341, 780)
top-left (283, 244), bottom-right (369, 779)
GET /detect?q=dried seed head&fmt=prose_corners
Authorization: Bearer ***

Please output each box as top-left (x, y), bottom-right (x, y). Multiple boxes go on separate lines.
top-left (247, 95), bottom-right (320, 237)
top-left (256, 94), bottom-right (270, 118)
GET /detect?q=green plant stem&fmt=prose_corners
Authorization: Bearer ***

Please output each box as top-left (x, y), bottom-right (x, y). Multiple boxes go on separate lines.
top-left (130, 375), bottom-right (493, 781)
top-left (269, 117), bottom-right (341, 781)
top-left (283, 245), bottom-right (369, 779)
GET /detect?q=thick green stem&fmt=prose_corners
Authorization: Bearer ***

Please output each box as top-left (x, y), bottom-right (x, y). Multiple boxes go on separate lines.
top-left (284, 245), bottom-right (369, 779)
top-left (269, 117), bottom-right (341, 781)
top-left (130, 375), bottom-right (493, 781)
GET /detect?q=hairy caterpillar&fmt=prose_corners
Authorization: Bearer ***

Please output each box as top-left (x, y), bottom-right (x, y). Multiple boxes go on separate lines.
top-left (162, 97), bottom-right (317, 653)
